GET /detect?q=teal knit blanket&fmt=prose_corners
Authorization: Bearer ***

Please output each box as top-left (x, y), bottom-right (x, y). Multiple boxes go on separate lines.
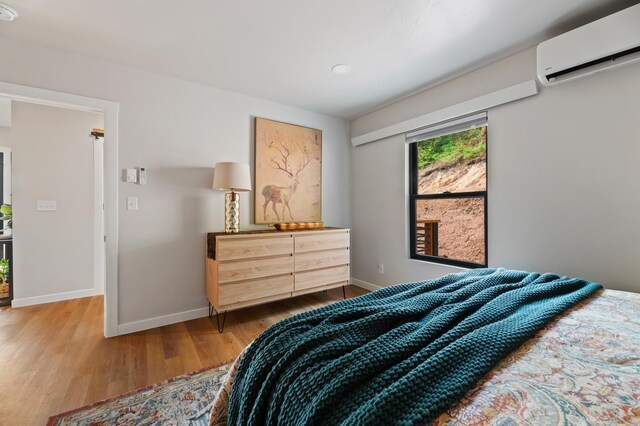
top-left (227, 268), bottom-right (601, 425)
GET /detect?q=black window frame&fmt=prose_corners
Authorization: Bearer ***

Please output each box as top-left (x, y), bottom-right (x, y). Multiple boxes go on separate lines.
top-left (408, 128), bottom-right (488, 269)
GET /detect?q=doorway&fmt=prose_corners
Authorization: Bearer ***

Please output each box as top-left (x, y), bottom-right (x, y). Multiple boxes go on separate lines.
top-left (8, 101), bottom-right (105, 312)
top-left (0, 81), bottom-right (119, 337)
top-left (0, 147), bottom-right (11, 307)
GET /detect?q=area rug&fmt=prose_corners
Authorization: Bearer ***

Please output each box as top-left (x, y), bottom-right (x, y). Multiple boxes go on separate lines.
top-left (47, 362), bottom-right (231, 426)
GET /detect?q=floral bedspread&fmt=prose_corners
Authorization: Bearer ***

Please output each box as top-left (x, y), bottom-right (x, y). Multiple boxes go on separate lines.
top-left (435, 289), bottom-right (640, 425)
top-left (210, 289), bottom-right (640, 425)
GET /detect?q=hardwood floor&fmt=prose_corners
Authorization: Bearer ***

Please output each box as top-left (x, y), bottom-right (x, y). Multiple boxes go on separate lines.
top-left (0, 285), bottom-right (367, 425)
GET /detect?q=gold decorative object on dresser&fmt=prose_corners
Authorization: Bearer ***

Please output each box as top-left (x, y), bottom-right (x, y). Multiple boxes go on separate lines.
top-left (206, 228), bottom-right (350, 332)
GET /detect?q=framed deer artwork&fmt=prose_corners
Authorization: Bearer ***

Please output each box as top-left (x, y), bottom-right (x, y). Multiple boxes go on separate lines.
top-left (255, 117), bottom-right (322, 225)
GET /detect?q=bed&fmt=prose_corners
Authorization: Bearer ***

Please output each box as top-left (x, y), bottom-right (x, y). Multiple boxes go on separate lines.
top-left (209, 269), bottom-right (640, 425)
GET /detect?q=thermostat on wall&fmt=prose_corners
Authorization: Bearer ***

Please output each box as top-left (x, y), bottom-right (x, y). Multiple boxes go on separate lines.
top-left (126, 168), bottom-right (137, 183)
top-left (138, 167), bottom-right (147, 185)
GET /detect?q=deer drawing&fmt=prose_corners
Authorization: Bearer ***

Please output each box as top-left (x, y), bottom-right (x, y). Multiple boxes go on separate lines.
top-left (262, 138), bottom-right (312, 222)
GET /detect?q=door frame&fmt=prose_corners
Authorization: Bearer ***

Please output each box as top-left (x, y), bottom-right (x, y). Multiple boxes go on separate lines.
top-left (93, 136), bottom-right (105, 295)
top-left (0, 81), bottom-right (119, 337)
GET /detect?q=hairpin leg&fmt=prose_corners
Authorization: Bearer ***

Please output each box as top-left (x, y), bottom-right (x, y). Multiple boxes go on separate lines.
top-left (209, 303), bottom-right (227, 333)
top-left (342, 285), bottom-right (346, 300)
top-left (216, 310), bottom-right (227, 333)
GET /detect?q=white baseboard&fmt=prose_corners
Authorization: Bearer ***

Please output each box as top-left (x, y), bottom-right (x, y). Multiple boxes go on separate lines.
top-left (350, 278), bottom-right (384, 292)
top-left (120, 280), bottom-right (384, 335)
top-left (12, 288), bottom-right (103, 308)
top-left (117, 306), bottom-right (210, 336)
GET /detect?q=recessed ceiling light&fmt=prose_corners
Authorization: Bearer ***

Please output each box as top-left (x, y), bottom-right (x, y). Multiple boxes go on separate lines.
top-left (0, 3), bottom-right (17, 22)
top-left (331, 64), bottom-right (351, 75)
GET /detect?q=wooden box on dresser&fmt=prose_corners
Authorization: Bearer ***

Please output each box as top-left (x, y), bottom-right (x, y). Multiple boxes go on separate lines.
top-left (206, 228), bottom-right (350, 331)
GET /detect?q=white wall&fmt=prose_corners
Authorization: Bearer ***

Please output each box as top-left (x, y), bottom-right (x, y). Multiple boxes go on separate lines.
top-left (0, 127), bottom-right (9, 147)
top-left (11, 102), bottom-right (103, 301)
top-left (350, 46), bottom-right (640, 293)
top-left (0, 36), bottom-right (351, 328)
top-left (0, 98), bottom-right (10, 128)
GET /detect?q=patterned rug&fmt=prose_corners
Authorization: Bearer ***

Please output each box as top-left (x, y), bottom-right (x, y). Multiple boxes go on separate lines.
top-left (47, 362), bottom-right (231, 426)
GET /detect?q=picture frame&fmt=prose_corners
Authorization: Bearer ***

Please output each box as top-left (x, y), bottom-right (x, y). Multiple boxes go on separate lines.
top-left (254, 117), bottom-right (322, 225)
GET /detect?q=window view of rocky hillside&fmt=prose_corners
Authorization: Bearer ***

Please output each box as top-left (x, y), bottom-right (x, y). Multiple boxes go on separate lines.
top-left (416, 127), bottom-right (486, 264)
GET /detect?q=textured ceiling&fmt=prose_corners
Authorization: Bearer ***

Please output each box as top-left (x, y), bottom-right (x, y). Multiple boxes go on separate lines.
top-left (0, 0), bottom-right (636, 118)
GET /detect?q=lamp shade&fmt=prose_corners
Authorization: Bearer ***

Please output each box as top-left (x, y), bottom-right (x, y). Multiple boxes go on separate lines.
top-left (212, 162), bottom-right (252, 192)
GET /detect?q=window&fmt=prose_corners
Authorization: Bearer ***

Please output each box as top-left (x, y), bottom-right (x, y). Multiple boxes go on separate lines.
top-left (408, 113), bottom-right (487, 268)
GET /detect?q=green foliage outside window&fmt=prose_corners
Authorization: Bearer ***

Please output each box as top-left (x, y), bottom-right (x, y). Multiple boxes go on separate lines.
top-left (417, 127), bottom-right (486, 170)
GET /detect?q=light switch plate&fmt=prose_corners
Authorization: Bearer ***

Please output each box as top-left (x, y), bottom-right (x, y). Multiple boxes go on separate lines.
top-left (126, 196), bottom-right (138, 211)
top-left (37, 200), bottom-right (57, 211)
top-left (126, 168), bottom-right (138, 183)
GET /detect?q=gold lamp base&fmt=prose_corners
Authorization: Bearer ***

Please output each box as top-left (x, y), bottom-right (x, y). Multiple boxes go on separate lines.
top-left (224, 192), bottom-right (240, 233)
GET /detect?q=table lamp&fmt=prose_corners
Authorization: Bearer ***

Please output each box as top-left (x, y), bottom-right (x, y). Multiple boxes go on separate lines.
top-left (212, 162), bottom-right (252, 233)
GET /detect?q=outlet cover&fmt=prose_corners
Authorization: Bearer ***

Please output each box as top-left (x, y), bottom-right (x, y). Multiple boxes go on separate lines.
top-left (36, 200), bottom-right (57, 211)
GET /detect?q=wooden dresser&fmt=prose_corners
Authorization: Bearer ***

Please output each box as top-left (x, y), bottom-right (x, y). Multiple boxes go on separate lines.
top-left (206, 228), bottom-right (350, 331)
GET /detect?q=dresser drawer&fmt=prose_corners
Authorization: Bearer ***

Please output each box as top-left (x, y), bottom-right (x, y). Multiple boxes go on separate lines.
top-left (219, 275), bottom-right (293, 306)
top-left (295, 248), bottom-right (349, 272)
top-left (294, 232), bottom-right (349, 254)
top-left (217, 236), bottom-right (293, 261)
top-left (295, 265), bottom-right (349, 291)
top-left (206, 229), bottom-right (351, 316)
top-left (218, 256), bottom-right (293, 284)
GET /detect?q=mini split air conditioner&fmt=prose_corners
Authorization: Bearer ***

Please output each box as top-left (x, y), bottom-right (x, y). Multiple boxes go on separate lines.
top-left (537, 3), bottom-right (640, 87)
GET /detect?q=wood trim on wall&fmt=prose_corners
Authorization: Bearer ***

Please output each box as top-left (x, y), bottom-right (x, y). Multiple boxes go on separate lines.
top-left (351, 80), bottom-right (539, 146)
